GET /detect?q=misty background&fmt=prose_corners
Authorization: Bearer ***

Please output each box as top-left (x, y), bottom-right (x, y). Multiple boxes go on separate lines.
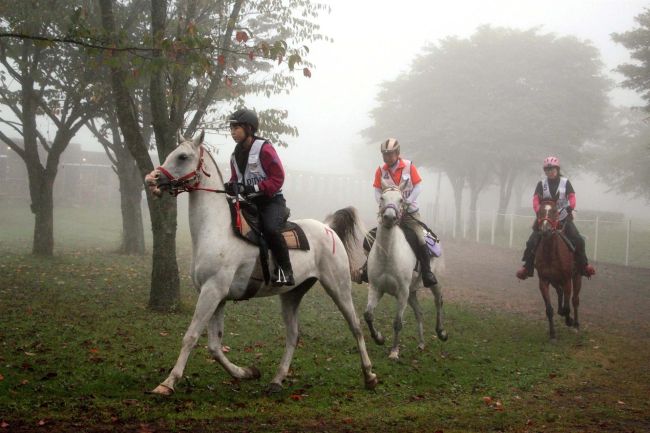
top-left (2, 0), bottom-right (650, 306)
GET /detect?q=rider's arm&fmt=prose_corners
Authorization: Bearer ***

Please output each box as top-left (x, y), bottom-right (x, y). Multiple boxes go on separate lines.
top-left (533, 194), bottom-right (540, 213)
top-left (257, 143), bottom-right (285, 196)
top-left (566, 180), bottom-right (576, 209)
top-left (406, 182), bottom-right (422, 204)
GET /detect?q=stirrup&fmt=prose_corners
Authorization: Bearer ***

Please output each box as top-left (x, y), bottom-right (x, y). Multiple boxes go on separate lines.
top-left (272, 267), bottom-right (294, 287)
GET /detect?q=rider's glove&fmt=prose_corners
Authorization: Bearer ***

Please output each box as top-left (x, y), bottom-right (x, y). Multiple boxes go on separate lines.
top-left (566, 206), bottom-right (574, 214)
top-left (224, 182), bottom-right (237, 196)
top-left (241, 184), bottom-right (257, 195)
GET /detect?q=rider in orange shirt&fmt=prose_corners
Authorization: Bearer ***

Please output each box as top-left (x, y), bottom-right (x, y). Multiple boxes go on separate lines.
top-left (355, 138), bottom-right (437, 288)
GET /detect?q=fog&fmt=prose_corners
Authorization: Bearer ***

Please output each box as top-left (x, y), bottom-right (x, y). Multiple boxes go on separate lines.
top-left (2, 0), bottom-right (650, 222)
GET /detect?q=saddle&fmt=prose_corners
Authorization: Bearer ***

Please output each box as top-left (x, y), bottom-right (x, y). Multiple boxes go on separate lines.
top-left (226, 198), bottom-right (309, 299)
top-left (228, 198), bottom-right (310, 251)
top-left (363, 222), bottom-right (441, 269)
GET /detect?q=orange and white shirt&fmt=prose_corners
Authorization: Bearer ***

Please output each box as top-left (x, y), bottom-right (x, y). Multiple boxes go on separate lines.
top-left (373, 158), bottom-right (423, 213)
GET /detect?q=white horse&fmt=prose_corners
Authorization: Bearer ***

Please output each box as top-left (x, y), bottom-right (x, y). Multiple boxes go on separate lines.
top-left (331, 186), bottom-right (448, 360)
top-left (144, 131), bottom-right (377, 394)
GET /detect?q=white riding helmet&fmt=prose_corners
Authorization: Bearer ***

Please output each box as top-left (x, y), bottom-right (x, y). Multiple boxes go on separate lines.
top-left (381, 138), bottom-right (400, 154)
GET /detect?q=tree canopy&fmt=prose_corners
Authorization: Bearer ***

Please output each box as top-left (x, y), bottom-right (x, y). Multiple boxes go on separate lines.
top-left (364, 26), bottom-right (610, 228)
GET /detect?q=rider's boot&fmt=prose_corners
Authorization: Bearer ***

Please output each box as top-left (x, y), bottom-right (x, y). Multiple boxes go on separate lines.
top-left (418, 245), bottom-right (438, 288)
top-left (516, 250), bottom-right (535, 280)
top-left (352, 261), bottom-right (368, 284)
top-left (575, 247), bottom-right (596, 278)
top-left (271, 240), bottom-right (294, 287)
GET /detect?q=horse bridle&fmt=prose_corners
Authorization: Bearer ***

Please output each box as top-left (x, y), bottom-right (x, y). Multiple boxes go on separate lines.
top-left (156, 145), bottom-right (226, 196)
top-left (378, 187), bottom-right (405, 224)
top-left (538, 201), bottom-right (560, 230)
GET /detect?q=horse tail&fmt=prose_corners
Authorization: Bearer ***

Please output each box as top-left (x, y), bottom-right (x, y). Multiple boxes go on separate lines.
top-left (324, 206), bottom-right (367, 273)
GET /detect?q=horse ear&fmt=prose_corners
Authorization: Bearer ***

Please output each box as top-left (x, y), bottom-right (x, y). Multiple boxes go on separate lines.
top-left (380, 177), bottom-right (389, 192)
top-left (177, 131), bottom-right (184, 145)
top-left (194, 129), bottom-right (205, 146)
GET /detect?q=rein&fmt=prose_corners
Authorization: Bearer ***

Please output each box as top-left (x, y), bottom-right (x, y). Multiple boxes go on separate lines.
top-left (156, 146), bottom-right (227, 196)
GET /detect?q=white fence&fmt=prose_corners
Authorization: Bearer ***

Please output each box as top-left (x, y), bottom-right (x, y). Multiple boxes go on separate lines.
top-left (426, 205), bottom-right (650, 269)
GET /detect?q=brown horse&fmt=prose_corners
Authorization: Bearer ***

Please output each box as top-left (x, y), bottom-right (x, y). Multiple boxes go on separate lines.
top-left (534, 200), bottom-right (582, 339)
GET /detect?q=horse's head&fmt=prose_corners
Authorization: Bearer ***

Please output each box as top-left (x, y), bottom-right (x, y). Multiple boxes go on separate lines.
top-left (537, 200), bottom-right (559, 235)
top-left (378, 183), bottom-right (405, 228)
top-left (145, 130), bottom-right (206, 197)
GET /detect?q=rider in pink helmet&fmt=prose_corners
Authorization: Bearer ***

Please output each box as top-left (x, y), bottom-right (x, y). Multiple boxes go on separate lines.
top-left (516, 156), bottom-right (596, 280)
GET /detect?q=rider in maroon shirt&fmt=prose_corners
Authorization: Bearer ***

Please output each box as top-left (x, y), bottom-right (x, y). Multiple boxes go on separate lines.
top-left (516, 156), bottom-right (596, 280)
top-left (224, 108), bottom-right (294, 286)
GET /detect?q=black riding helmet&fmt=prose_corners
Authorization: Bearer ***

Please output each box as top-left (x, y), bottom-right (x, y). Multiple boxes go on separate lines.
top-left (228, 108), bottom-right (259, 134)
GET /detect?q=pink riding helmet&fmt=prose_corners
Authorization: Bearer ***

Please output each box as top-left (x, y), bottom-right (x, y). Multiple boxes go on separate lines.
top-left (543, 156), bottom-right (560, 168)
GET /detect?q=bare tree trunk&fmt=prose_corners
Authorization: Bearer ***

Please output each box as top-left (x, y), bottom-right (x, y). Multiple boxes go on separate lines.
top-left (496, 165), bottom-right (518, 234)
top-left (100, 0), bottom-right (180, 310)
top-left (30, 171), bottom-right (55, 256)
top-left (448, 173), bottom-right (464, 238)
top-left (118, 161), bottom-right (145, 254)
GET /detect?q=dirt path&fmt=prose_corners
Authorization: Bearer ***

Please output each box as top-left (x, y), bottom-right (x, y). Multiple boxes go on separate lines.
top-left (439, 239), bottom-right (650, 339)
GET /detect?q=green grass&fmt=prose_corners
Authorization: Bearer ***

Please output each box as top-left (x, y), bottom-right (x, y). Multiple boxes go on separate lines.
top-left (1, 204), bottom-right (648, 432)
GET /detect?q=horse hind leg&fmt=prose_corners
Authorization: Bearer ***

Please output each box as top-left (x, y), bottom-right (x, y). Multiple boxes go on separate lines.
top-left (267, 278), bottom-right (315, 393)
top-left (206, 301), bottom-right (261, 381)
top-left (428, 282), bottom-right (448, 341)
top-left (364, 286), bottom-right (385, 345)
top-left (319, 269), bottom-right (377, 389)
top-left (407, 292), bottom-right (426, 350)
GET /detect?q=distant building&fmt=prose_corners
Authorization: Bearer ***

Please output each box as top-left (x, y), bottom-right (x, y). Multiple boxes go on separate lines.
top-left (0, 141), bottom-right (120, 206)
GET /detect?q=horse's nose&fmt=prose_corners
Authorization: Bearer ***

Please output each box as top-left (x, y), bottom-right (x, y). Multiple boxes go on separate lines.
top-left (382, 212), bottom-right (396, 225)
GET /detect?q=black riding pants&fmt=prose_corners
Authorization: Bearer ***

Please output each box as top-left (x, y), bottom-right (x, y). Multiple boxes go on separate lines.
top-left (254, 194), bottom-right (291, 268)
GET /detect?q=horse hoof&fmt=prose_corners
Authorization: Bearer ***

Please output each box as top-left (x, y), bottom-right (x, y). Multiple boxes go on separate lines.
top-left (266, 382), bottom-right (283, 394)
top-left (365, 373), bottom-right (378, 390)
top-left (373, 334), bottom-right (385, 346)
top-left (388, 351), bottom-right (399, 360)
top-left (247, 366), bottom-right (261, 380)
top-left (148, 384), bottom-right (174, 396)
top-left (437, 329), bottom-right (449, 342)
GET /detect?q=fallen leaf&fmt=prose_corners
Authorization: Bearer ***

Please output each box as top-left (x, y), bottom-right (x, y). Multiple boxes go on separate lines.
top-left (221, 345), bottom-right (230, 353)
top-left (37, 419), bottom-right (46, 426)
top-left (617, 400), bottom-right (626, 405)
top-left (0, 374), bottom-right (4, 381)
top-left (1, 421), bottom-right (9, 429)
top-left (482, 396), bottom-right (493, 405)
top-left (289, 394), bottom-right (304, 401)
top-left (159, 332), bottom-right (168, 337)
top-left (24, 352), bottom-right (36, 357)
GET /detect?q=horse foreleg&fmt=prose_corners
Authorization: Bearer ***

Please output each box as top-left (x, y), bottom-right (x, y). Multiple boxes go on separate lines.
top-left (364, 286), bottom-right (385, 345)
top-left (539, 279), bottom-right (556, 340)
top-left (389, 291), bottom-right (409, 360)
top-left (562, 279), bottom-right (574, 327)
top-left (268, 281), bottom-right (313, 393)
top-left (428, 282), bottom-right (448, 341)
top-left (407, 292), bottom-right (425, 350)
top-left (572, 275), bottom-right (582, 330)
top-left (207, 301), bottom-right (261, 381)
top-left (320, 274), bottom-right (377, 390)
top-left (151, 283), bottom-right (224, 395)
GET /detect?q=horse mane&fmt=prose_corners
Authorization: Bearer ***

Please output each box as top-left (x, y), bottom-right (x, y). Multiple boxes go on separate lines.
top-left (202, 145), bottom-right (225, 186)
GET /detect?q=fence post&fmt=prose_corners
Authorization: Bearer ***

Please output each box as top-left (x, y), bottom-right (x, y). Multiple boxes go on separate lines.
top-left (463, 213), bottom-right (467, 239)
top-left (593, 216), bottom-right (599, 261)
top-left (475, 207), bottom-right (480, 243)
top-left (509, 213), bottom-right (514, 248)
top-left (625, 219), bottom-right (631, 266)
top-left (452, 214), bottom-right (457, 239)
top-left (491, 212), bottom-right (496, 245)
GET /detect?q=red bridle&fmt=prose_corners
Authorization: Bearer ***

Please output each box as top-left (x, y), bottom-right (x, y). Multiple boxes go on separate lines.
top-left (156, 146), bottom-right (226, 196)
top-left (537, 202), bottom-right (560, 230)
